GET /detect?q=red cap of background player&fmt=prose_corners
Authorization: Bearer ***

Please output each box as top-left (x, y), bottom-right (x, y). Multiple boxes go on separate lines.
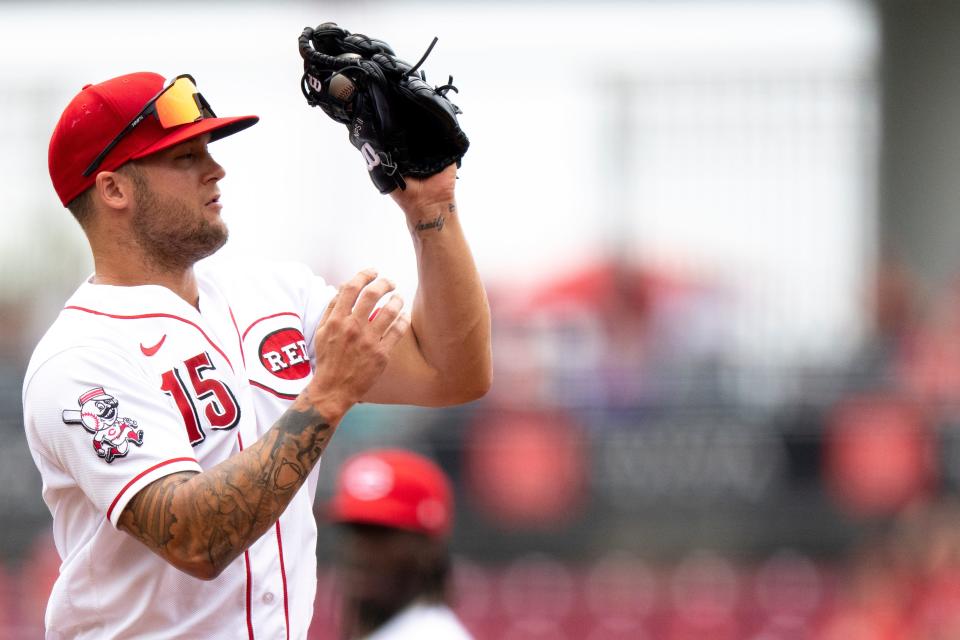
top-left (48, 71), bottom-right (259, 206)
top-left (329, 449), bottom-right (454, 539)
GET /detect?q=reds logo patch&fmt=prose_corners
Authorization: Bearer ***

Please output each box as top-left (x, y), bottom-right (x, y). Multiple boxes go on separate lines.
top-left (62, 387), bottom-right (144, 463)
top-left (258, 328), bottom-right (311, 380)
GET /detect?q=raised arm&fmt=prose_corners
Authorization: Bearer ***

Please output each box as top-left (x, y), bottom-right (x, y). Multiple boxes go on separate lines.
top-left (362, 164), bottom-right (493, 407)
top-left (118, 271), bottom-right (406, 579)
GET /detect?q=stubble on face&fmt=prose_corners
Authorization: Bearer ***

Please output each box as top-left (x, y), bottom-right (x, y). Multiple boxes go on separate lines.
top-left (125, 164), bottom-right (228, 272)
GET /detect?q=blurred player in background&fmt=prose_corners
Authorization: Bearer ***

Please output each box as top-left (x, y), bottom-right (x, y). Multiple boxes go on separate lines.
top-left (329, 449), bottom-right (473, 639)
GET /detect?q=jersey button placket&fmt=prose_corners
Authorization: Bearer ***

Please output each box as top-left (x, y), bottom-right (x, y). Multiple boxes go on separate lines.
top-left (261, 591), bottom-right (275, 604)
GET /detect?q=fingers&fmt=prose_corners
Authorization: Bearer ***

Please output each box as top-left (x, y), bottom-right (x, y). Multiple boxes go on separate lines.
top-left (327, 270), bottom-right (405, 343)
top-left (309, 270), bottom-right (409, 408)
top-left (366, 292), bottom-right (407, 355)
top-left (333, 269), bottom-right (378, 315)
top-left (352, 277), bottom-right (397, 322)
top-left (379, 310), bottom-right (410, 352)
top-left (365, 291), bottom-right (407, 353)
top-left (368, 293), bottom-right (404, 332)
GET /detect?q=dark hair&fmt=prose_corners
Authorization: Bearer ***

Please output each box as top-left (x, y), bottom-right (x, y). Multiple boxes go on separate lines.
top-left (66, 189), bottom-right (94, 228)
top-left (64, 163), bottom-right (143, 230)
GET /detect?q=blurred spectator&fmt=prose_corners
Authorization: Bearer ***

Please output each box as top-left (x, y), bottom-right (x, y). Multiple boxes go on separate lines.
top-left (824, 393), bottom-right (938, 518)
top-left (491, 257), bottom-right (723, 411)
top-left (328, 449), bottom-right (473, 640)
top-left (463, 408), bottom-right (586, 531)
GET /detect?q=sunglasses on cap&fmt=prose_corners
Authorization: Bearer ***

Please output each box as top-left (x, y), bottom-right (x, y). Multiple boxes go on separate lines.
top-left (82, 74), bottom-right (215, 177)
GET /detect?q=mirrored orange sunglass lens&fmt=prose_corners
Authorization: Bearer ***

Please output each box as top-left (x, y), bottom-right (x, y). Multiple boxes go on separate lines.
top-left (154, 77), bottom-right (202, 128)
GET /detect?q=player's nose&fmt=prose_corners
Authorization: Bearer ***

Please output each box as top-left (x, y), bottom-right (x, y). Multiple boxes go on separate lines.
top-left (199, 146), bottom-right (226, 182)
top-left (206, 156), bottom-right (226, 182)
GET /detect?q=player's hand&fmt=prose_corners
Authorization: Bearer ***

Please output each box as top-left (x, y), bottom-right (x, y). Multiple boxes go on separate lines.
top-left (304, 269), bottom-right (408, 418)
top-left (390, 163), bottom-right (457, 217)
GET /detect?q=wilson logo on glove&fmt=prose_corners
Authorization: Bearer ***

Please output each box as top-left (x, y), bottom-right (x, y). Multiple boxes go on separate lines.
top-left (298, 22), bottom-right (469, 194)
top-left (361, 143), bottom-right (381, 170)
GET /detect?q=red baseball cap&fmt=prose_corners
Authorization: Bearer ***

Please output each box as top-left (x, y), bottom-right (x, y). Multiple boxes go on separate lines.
top-left (48, 71), bottom-right (259, 206)
top-left (329, 449), bottom-right (454, 539)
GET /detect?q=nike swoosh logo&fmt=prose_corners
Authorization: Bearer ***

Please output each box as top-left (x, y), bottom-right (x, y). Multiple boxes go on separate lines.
top-left (140, 335), bottom-right (167, 357)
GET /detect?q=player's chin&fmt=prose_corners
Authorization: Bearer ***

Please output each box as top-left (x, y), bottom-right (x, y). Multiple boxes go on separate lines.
top-left (209, 225), bottom-right (229, 252)
top-left (187, 221), bottom-right (229, 260)
top-left (204, 215), bottom-right (229, 238)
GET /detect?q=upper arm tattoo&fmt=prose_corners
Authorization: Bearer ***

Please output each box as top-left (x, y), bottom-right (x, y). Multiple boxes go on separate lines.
top-left (118, 471), bottom-right (193, 550)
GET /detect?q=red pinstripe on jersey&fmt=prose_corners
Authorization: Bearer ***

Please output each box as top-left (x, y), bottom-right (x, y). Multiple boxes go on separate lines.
top-left (241, 315), bottom-right (295, 639)
top-left (237, 432), bottom-right (255, 640)
top-left (275, 521), bottom-right (290, 640)
top-left (228, 306), bottom-right (247, 369)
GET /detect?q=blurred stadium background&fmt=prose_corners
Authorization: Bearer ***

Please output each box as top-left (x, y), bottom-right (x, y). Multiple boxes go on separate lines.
top-left (3, 0), bottom-right (960, 638)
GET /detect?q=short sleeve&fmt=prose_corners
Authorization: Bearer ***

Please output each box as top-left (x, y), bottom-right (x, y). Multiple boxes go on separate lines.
top-left (23, 346), bottom-right (203, 528)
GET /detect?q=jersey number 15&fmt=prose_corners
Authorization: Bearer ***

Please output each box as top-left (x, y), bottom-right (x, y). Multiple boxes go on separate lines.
top-left (160, 352), bottom-right (241, 446)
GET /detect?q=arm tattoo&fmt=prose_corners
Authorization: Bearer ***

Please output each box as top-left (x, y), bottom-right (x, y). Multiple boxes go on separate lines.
top-left (118, 406), bottom-right (333, 578)
top-left (415, 215), bottom-right (445, 233)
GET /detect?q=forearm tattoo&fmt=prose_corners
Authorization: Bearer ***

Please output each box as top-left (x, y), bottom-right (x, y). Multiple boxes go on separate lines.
top-left (118, 406), bottom-right (333, 577)
top-left (415, 215), bottom-right (445, 233)
top-left (413, 203), bottom-right (456, 234)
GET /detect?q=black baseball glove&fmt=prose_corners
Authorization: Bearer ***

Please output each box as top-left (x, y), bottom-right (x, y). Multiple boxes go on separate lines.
top-left (298, 22), bottom-right (469, 194)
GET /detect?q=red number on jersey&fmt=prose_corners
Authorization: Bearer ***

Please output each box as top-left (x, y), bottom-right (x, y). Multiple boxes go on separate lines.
top-left (161, 352), bottom-right (241, 446)
top-left (183, 352), bottom-right (241, 429)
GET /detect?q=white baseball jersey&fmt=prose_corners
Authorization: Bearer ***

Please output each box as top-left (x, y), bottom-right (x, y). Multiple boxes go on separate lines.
top-left (365, 602), bottom-right (475, 640)
top-left (22, 259), bottom-right (337, 640)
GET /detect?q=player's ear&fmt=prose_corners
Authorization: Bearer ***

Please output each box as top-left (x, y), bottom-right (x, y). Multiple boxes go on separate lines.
top-left (93, 170), bottom-right (135, 212)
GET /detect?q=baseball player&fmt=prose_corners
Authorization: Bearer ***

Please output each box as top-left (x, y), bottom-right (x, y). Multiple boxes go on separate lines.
top-left (329, 449), bottom-right (473, 639)
top-left (22, 70), bottom-right (490, 639)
